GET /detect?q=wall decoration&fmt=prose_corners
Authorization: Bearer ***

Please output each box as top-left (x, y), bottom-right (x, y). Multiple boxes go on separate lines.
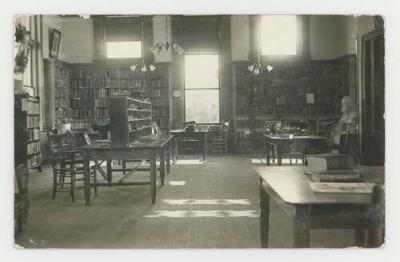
top-left (14, 23), bottom-right (37, 74)
top-left (49, 28), bottom-right (61, 58)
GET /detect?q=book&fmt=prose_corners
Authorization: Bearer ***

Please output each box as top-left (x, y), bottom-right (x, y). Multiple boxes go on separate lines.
top-left (308, 182), bottom-right (375, 194)
top-left (306, 153), bottom-right (354, 171)
top-left (305, 170), bottom-right (360, 182)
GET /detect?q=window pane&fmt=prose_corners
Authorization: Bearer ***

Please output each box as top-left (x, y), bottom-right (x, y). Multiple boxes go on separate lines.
top-left (185, 90), bottom-right (219, 123)
top-left (184, 54), bottom-right (219, 89)
top-left (106, 41), bottom-right (141, 58)
top-left (261, 15), bottom-right (297, 55)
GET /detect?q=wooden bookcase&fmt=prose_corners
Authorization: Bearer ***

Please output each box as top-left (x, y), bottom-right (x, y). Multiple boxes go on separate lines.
top-left (15, 93), bottom-right (41, 169)
top-left (233, 57), bottom-right (354, 152)
top-left (69, 63), bottom-right (171, 133)
top-left (109, 95), bottom-right (153, 147)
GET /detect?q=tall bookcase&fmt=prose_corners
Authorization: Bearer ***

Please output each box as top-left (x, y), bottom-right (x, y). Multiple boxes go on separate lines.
top-left (69, 63), bottom-right (171, 133)
top-left (109, 95), bottom-right (153, 147)
top-left (233, 57), bottom-right (353, 152)
top-left (15, 93), bottom-right (41, 169)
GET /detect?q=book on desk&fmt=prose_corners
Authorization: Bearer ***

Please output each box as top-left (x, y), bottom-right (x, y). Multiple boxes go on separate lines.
top-left (305, 170), bottom-right (361, 182)
top-left (306, 153), bottom-right (354, 171)
top-left (308, 182), bottom-right (374, 194)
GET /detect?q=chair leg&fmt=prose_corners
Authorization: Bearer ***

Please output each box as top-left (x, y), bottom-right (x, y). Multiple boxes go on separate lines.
top-left (94, 168), bottom-right (98, 198)
top-left (71, 167), bottom-right (75, 202)
top-left (52, 163), bottom-right (57, 199)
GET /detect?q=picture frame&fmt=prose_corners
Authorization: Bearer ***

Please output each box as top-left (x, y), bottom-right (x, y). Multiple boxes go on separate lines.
top-left (49, 28), bottom-right (61, 58)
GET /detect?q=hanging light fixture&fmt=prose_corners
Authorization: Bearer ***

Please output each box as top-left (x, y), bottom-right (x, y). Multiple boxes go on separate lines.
top-left (150, 15), bottom-right (184, 55)
top-left (130, 16), bottom-right (157, 72)
top-left (247, 32), bottom-right (273, 75)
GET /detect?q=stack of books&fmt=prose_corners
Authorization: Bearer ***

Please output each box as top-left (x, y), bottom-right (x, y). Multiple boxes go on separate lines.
top-left (306, 153), bottom-right (360, 183)
top-left (305, 170), bottom-right (360, 182)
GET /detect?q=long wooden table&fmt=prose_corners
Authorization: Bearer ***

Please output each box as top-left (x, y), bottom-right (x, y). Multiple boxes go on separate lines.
top-left (170, 129), bottom-right (208, 162)
top-left (264, 135), bottom-right (328, 165)
top-left (81, 135), bottom-right (174, 205)
top-left (255, 166), bottom-right (383, 248)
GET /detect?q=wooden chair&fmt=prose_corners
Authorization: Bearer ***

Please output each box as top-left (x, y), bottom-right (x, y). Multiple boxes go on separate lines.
top-left (180, 121), bottom-right (201, 159)
top-left (210, 122), bottom-right (229, 153)
top-left (47, 133), bottom-right (97, 202)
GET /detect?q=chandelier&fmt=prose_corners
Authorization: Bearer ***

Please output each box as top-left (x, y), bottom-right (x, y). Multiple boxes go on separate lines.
top-left (150, 16), bottom-right (184, 55)
top-left (130, 16), bottom-right (156, 72)
top-left (248, 63), bottom-right (274, 75)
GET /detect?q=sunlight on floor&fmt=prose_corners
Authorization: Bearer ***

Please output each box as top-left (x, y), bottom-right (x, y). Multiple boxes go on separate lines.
top-left (144, 210), bottom-right (259, 218)
top-left (168, 181), bottom-right (186, 186)
top-left (174, 159), bottom-right (204, 165)
top-left (161, 199), bottom-right (251, 205)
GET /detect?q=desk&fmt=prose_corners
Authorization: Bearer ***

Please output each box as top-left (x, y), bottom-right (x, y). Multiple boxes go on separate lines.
top-left (81, 135), bottom-right (174, 205)
top-left (264, 135), bottom-right (327, 166)
top-left (255, 166), bottom-right (382, 248)
top-left (170, 129), bottom-right (208, 162)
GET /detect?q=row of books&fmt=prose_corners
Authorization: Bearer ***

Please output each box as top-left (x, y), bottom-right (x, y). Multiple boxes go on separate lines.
top-left (94, 98), bottom-right (109, 108)
top-left (96, 108), bottom-right (109, 118)
top-left (21, 99), bottom-right (40, 114)
top-left (27, 142), bottom-right (40, 154)
top-left (27, 129), bottom-right (40, 141)
top-left (55, 110), bottom-right (70, 120)
top-left (27, 154), bottom-right (41, 168)
top-left (128, 122), bottom-right (152, 131)
top-left (27, 116), bottom-right (40, 128)
top-left (149, 89), bottom-right (168, 97)
top-left (71, 109), bottom-right (95, 118)
top-left (70, 119), bottom-right (93, 130)
top-left (70, 97), bottom-right (93, 108)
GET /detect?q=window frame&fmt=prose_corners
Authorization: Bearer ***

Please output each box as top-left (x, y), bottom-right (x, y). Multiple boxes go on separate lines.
top-left (105, 40), bottom-right (142, 59)
top-left (252, 15), bottom-right (310, 63)
top-left (183, 52), bottom-right (221, 124)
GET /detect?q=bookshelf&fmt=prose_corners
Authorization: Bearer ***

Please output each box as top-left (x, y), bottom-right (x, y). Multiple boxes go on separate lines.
top-left (69, 63), bottom-right (171, 133)
top-left (15, 93), bottom-right (41, 170)
top-left (109, 95), bottom-right (153, 147)
top-left (233, 56), bottom-right (354, 152)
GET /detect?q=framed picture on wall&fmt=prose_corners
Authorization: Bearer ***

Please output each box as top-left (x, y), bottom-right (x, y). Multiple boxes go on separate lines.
top-left (49, 28), bottom-right (61, 58)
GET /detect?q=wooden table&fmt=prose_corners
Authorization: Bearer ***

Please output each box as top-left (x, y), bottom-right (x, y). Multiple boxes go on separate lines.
top-left (264, 135), bottom-right (328, 165)
top-left (255, 166), bottom-right (382, 248)
top-left (170, 129), bottom-right (208, 162)
top-left (81, 135), bottom-right (174, 205)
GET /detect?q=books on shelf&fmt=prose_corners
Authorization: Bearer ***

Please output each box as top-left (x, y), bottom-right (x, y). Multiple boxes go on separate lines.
top-left (306, 153), bottom-right (354, 171)
top-left (308, 182), bottom-right (374, 194)
top-left (305, 170), bottom-right (360, 182)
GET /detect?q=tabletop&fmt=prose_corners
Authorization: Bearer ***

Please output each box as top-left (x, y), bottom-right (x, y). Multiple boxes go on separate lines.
top-left (81, 135), bottom-right (174, 150)
top-left (254, 166), bottom-right (374, 205)
top-left (264, 134), bottom-right (328, 141)
top-left (170, 129), bottom-right (209, 134)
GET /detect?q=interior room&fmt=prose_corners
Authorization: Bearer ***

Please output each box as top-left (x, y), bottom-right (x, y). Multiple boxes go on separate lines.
top-left (13, 14), bottom-right (385, 248)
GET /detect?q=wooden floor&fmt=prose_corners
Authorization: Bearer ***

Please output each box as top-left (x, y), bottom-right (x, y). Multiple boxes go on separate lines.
top-left (16, 155), bottom-right (356, 248)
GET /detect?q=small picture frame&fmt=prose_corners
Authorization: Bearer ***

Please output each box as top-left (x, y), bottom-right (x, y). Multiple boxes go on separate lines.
top-left (49, 28), bottom-right (61, 58)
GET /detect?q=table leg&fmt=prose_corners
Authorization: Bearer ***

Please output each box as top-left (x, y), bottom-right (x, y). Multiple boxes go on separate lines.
top-left (166, 143), bottom-right (171, 174)
top-left (266, 143), bottom-right (271, 166)
top-left (160, 149), bottom-right (165, 186)
top-left (173, 136), bottom-right (177, 162)
top-left (277, 146), bottom-right (282, 166)
top-left (292, 206), bottom-right (311, 248)
top-left (83, 159), bottom-right (91, 205)
top-left (106, 160), bottom-right (112, 186)
top-left (150, 150), bottom-right (157, 204)
top-left (259, 179), bottom-right (270, 248)
top-left (203, 136), bottom-right (207, 162)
